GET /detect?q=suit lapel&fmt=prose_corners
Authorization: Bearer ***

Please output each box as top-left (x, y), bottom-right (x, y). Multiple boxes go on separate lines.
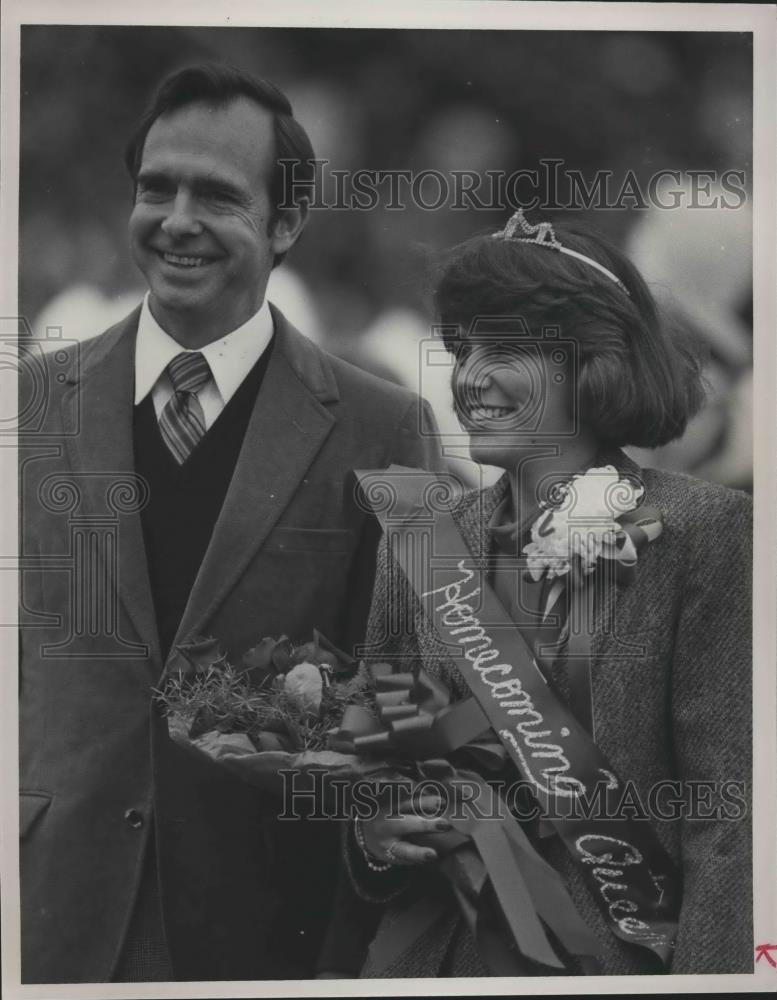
top-left (61, 307), bottom-right (162, 669)
top-left (171, 311), bottom-right (338, 655)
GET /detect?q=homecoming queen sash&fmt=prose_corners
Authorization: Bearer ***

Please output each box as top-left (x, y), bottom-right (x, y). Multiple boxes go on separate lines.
top-left (354, 466), bottom-right (680, 967)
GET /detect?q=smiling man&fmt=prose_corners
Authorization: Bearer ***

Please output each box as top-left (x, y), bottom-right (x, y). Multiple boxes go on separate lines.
top-left (19, 64), bottom-right (442, 984)
top-left (127, 93), bottom-right (298, 348)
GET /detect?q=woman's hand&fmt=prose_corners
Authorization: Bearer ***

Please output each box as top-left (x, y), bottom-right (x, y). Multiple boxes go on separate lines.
top-left (359, 794), bottom-right (453, 867)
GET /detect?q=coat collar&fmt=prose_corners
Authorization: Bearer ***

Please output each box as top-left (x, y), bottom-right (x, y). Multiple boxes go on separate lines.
top-left (61, 304), bottom-right (339, 675)
top-left (133, 294), bottom-right (274, 408)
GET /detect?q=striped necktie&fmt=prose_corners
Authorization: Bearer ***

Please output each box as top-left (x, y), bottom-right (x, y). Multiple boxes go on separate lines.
top-left (158, 351), bottom-right (212, 464)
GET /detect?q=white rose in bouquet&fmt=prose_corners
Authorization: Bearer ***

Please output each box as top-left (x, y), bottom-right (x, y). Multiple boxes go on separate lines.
top-left (283, 662), bottom-right (324, 718)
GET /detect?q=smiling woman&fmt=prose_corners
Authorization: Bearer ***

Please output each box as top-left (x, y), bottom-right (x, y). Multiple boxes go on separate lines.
top-left (341, 211), bottom-right (754, 978)
top-left (430, 210), bottom-right (708, 517)
top-left (451, 337), bottom-right (582, 471)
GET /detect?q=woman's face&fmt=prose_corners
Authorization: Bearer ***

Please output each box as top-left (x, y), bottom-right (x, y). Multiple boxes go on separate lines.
top-left (451, 337), bottom-right (577, 469)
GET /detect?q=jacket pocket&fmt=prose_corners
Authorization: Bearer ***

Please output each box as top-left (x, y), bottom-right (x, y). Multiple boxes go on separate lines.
top-left (20, 791), bottom-right (52, 838)
top-left (263, 527), bottom-right (354, 553)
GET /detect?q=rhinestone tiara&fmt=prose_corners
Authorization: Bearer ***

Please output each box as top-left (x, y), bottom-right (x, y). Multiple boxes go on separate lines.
top-left (492, 209), bottom-right (630, 294)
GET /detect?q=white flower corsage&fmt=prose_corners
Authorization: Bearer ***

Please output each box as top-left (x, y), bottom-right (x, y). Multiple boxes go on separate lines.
top-left (523, 465), bottom-right (653, 590)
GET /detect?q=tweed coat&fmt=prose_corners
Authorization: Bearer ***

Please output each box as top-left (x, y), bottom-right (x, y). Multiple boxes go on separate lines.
top-left (18, 304), bottom-right (443, 983)
top-left (357, 451), bottom-right (753, 977)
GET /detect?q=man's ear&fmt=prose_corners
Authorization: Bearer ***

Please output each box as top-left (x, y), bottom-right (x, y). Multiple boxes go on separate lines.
top-left (269, 199), bottom-right (310, 257)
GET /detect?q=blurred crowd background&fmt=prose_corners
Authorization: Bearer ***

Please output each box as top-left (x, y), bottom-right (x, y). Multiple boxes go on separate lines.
top-left (19, 26), bottom-right (753, 489)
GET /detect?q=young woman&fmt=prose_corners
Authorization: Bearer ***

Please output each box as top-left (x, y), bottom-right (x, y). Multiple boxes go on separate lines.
top-left (345, 211), bottom-right (753, 977)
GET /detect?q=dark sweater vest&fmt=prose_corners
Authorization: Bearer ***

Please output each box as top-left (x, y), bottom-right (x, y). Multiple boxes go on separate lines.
top-left (133, 338), bottom-right (274, 661)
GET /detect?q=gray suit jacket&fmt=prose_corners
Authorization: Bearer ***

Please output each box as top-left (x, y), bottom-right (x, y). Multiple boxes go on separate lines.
top-left (19, 304), bottom-right (443, 982)
top-left (358, 451), bottom-right (753, 976)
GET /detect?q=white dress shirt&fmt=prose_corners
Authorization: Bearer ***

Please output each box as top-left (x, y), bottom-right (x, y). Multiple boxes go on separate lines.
top-left (133, 295), bottom-right (274, 430)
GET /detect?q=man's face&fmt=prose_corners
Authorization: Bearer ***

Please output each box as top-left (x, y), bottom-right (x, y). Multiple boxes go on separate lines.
top-left (128, 97), bottom-right (297, 344)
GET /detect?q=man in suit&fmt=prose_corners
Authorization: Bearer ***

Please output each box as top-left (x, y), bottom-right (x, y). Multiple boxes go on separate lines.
top-left (19, 63), bottom-right (442, 983)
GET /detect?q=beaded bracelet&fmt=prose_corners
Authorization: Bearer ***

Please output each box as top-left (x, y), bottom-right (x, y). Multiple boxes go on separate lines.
top-left (341, 822), bottom-right (407, 905)
top-left (353, 817), bottom-right (393, 872)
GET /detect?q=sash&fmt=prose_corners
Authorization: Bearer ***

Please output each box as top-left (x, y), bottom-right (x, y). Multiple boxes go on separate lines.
top-left (354, 466), bottom-right (680, 967)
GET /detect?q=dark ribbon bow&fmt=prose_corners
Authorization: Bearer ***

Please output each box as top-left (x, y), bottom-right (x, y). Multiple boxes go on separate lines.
top-left (333, 662), bottom-right (505, 770)
top-left (331, 664), bottom-right (602, 974)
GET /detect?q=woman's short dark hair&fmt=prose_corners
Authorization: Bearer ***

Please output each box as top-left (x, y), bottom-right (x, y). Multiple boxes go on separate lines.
top-left (124, 63), bottom-right (316, 267)
top-left (434, 220), bottom-right (706, 449)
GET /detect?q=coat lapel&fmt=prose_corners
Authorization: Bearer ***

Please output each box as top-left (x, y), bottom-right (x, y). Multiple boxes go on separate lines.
top-left (453, 472), bottom-right (509, 570)
top-left (171, 310), bottom-right (338, 655)
top-left (61, 307), bottom-right (162, 669)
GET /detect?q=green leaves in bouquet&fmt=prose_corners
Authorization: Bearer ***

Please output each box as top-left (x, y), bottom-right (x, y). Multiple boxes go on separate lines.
top-left (291, 629), bottom-right (356, 679)
top-left (156, 628), bottom-right (377, 754)
top-left (240, 635), bottom-right (294, 686)
top-left (240, 629), bottom-right (357, 690)
top-left (166, 634), bottom-right (226, 679)
top-left (156, 658), bottom-right (273, 740)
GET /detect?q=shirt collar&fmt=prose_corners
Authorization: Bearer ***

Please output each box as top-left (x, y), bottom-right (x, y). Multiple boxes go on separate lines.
top-left (134, 294), bottom-right (274, 406)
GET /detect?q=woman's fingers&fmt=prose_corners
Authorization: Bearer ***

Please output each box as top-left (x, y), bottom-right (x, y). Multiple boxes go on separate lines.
top-left (391, 794), bottom-right (451, 838)
top-left (361, 794), bottom-right (453, 865)
top-left (409, 794), bottom-right (446, 815)
top-left (384, 838), bottom-right (438, 866)
top-left (394, 813), bottom-right (452, 837)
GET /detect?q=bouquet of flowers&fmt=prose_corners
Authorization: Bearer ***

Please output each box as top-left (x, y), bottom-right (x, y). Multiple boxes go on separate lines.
top-left (156, 635), bottom-right (600, 974)
top-left (155, 630), bottom-right (386, 798)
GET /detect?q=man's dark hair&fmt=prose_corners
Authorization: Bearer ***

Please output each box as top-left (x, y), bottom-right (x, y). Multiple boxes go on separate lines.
top-left (435, 222), bottom-right (707, 449)
top-left (124, 63), bottom-right (316, 267)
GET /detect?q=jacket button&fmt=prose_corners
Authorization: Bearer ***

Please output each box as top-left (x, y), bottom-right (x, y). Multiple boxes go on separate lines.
top-left (124, 808), bottom-right (144, 829)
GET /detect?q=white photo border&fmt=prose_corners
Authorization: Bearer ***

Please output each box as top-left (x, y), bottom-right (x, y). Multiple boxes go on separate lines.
top-left (2, 2), bottom-right (774, 997)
